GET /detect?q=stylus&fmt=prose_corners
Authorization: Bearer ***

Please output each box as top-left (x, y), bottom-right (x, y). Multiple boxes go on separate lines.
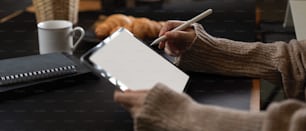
top-left (149, 9), bottom-right (213, 46)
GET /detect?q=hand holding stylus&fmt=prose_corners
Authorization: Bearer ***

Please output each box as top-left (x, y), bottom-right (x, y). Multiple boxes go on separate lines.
top-left (150, 9), bottom-right (213, 46)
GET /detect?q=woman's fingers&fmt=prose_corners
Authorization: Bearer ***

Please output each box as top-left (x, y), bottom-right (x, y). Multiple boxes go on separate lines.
top-left (114, 90), bottom-right (149, 117)
top-left (114, 90), bottom-right (148, 108)
top-left (161, 31), bottom-right (196, 56)
top-left (159, 20), bottom-right (185, 37)
top-left (158, 20), bottom-right (195, 50)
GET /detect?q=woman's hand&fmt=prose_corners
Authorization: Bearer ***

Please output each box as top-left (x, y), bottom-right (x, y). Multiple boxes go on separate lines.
top-left (158, 20), bottom-right (196, 56)
top-left (114, 90), bottom-right (149, 118)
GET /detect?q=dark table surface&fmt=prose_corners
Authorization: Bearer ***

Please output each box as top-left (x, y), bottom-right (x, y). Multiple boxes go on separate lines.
top-left (0, 0), bottom-right (256, 130)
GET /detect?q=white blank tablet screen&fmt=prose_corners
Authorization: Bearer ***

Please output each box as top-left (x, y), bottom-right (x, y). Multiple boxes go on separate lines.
top-left (89, 28), bottom-right (189, 92)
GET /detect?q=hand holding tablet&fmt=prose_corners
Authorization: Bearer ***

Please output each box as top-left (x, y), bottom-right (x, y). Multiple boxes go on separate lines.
top-left (81, 28), bottom-right (189, 92)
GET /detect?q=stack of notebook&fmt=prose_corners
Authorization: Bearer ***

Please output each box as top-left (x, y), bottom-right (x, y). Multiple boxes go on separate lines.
top-left (0, 53), bottom-right (94, 99)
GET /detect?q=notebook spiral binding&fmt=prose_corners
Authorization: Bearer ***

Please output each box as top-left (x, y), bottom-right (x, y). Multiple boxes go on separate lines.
top-left (0, 65), bottom-right (77, 86)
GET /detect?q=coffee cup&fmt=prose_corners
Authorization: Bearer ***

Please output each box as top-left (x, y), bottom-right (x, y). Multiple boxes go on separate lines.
top-left (37, 20), bottom-right (85, 54)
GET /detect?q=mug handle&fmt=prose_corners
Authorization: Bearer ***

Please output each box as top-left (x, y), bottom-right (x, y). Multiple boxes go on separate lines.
top-left (71, 26), bottom-right (85, 50)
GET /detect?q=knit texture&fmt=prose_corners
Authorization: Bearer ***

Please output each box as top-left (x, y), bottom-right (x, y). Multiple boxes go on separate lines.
top-left (262, 100), bottom-right (306, 131)
top-left (135, 84), bottom-right (306, 131)
top-left (134, 24), bottom-right (306, 131)
top-left (135, 83), bottom-right (264, 131)
top-left (175, 24), bottom-right (306, 99)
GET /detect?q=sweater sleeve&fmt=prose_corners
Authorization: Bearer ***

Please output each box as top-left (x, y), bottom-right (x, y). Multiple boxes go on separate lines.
top-left (175, 24), bottom-right (306, 99)
top-left (262, 100), bottom-right (306, 131)
top-left (134, 83), bottom-right (264, 131)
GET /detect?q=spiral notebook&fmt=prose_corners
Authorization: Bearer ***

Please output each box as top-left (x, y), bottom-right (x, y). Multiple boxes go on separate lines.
top-left (0, 53), bottom-right (90, 93)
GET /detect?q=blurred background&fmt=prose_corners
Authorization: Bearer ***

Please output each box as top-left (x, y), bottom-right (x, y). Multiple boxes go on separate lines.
top-left (0, 0), bottom-right (298, 110)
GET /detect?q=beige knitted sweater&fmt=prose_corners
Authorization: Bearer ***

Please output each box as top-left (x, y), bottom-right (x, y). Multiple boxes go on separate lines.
top-left (134, 24), bottom-right (306, 131)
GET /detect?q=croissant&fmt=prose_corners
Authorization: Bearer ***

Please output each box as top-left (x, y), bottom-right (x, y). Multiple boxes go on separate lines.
top-left (124, 18), bottom-right (164, 39)
top-left (95, 14), bottom-right (165, 40)
top-left (95, 14), bottom-right (134, 39)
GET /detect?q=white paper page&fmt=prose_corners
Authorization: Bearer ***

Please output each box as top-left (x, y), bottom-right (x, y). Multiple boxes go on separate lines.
top-left (89, 29), bottom-right (189, 92)
top-left (290, 0), bottom-right (306, 40)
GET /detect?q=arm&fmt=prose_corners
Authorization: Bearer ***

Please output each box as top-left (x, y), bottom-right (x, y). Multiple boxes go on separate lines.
top-left (114, 83), bottom-right (306, 131)
top-left (135, 85), bottom-right (306, 131)
top-left (176, 24), bottom-right (306, 99)
top-left (134, 83), bottom-right (264, 131)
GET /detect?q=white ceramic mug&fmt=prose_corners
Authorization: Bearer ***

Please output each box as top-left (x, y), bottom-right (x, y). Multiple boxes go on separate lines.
top-left (37, 20), bottom-right (85, 54)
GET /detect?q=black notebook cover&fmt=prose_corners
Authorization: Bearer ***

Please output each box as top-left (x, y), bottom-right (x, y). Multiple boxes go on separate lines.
top-left (0, 53), bottom-right (93, 94)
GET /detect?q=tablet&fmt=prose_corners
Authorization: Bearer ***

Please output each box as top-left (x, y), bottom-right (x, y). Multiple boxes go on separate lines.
top-left (81, 28), bottom-right (189, 92)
